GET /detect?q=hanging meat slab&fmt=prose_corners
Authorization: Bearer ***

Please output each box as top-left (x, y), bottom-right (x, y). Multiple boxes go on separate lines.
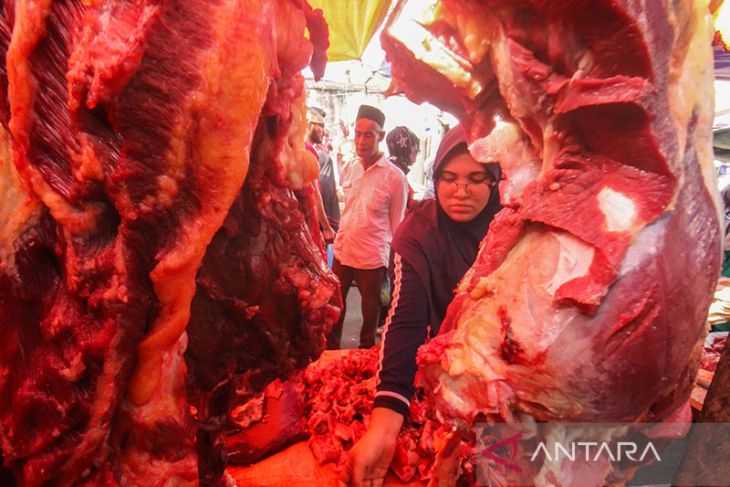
top-left (383, 0), bottom-right (721, 483)
top-left (0, 0), bottom-right (340, 485)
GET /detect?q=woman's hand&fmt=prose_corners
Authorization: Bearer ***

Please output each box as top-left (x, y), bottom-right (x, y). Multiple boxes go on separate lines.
top-left (338, 408), bottom-right (404, 487)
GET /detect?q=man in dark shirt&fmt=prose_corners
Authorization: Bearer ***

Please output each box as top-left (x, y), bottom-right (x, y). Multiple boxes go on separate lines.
top-left (307, 108), bottom-right (340, 233)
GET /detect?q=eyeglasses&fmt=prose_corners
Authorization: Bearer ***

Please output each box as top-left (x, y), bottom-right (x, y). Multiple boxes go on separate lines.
top-left (437, 174), bottom-right (495, 194)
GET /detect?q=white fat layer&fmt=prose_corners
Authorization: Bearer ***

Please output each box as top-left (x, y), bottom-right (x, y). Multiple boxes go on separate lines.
top-left (500, 161), bottom-right (540, 205)
top-left (437, 378), bottom-right (473, 415)
top-left (533, 424), bottom-right (630, 486)
top-left (131, 332), bottom-right (189, 419)
top-left (389, 0), bottom-right (483, 99)
top-left (543, 232), bottom-right (594, 296)
top-left (618, 214), bottom-right (666, 277)
top-left (469, 119), bottom-right (540, 204)
top-left (468, 119), bottom-right (521, 163)
top-left (0, 127), bottom-right (42, 274)
top-left (598, 187), bottom-right (637, 232)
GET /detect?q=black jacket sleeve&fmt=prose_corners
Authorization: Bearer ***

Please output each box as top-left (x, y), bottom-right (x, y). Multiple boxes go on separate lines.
top-left (373, 252), bottom-right (430, 417)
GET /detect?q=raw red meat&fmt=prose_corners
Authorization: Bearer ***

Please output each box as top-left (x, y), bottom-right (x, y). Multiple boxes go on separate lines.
top-left (225, 348), bottom-right (451, 482)
top-left (383, 0), bottom-right (720, 483)
top-left (223, 379), bottom-right (309, 466)
top-left (0, 0), bottom-right (339, 485)
top-left (297, 348), bottom-right (473, 484)
top-left (700, 333), bottom-right (728, 374)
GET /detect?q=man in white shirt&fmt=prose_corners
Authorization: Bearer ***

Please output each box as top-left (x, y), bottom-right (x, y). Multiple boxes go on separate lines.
top-left (327, 105), bottom-right (409, 349)
top-left (338, 156), bottom-right (364, 198)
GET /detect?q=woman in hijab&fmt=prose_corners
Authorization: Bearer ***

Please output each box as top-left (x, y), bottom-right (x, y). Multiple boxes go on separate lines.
top-left (339, 125), bottom-right (502, 486)
top-left (386, 126), bottom-right (420, 208)
top-left (386, 126), bottom-right (420, 174)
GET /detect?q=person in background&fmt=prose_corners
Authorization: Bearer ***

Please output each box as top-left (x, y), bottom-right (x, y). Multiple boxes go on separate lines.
top-left (338, 144), bottom-right (363, 201)
top-left (338, 125), bottom-right (502, 486)
top-left (326, 105), bottom-right (409, 350)
top-left (720, 184), bottom-right (730, 278)
top-left (421, 153), bottom-right (437, 200)
top-left (307, 109), bottom-right (339, 265)
top-left (377, 126), bottom-right (420, 327)
top-left (336, 120), bottom-right (356, 181)
top-left (336, 120), bottom-right (361, 204)
top-left (386, 126), bottom-right (420, 209)
top-left (305, 108), bottom-right (336, 245)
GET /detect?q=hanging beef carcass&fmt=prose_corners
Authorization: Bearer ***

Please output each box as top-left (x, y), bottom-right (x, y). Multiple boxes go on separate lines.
top-left (0, 0), bottom-right (340, 485)
top-left (382, 0), bottom-right (721, 482)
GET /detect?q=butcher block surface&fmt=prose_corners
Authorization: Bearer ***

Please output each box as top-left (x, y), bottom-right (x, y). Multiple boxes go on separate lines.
top-left (228, 441), bottom-right (425, 486)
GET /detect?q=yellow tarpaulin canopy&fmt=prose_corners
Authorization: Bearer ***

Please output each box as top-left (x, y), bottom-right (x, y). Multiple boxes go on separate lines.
top-left (309, 0), bottom-right (392, 62)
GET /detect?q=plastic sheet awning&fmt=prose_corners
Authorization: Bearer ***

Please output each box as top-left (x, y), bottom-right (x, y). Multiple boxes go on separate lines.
top-left (308, 0), bottom-right (391, 62)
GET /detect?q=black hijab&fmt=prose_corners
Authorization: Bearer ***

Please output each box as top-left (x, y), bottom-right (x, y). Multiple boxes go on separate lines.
top-left (386, 126), bottom-right (419, 174)
top-left (391, 126), bottom-right (501, 333)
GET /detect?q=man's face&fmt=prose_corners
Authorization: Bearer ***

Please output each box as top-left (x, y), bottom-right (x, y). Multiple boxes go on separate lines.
top-left (354, 118), bottom-right (384, 161)
top-left (309, 122), bottom-right (324, 144)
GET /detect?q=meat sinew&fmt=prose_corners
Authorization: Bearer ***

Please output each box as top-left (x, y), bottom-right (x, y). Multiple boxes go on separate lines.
top-left (383, 0), bottom-right (721, 481)
top-left (0, 1), bottom-right (339, 485)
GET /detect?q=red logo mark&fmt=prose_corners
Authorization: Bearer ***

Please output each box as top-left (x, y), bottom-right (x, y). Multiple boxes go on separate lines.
top-left (481, 431), bottom-right (523, 473)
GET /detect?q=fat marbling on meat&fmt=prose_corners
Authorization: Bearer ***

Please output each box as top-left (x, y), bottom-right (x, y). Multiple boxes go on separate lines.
top-left (382, 0), bottom-right (721, 478)
top-left (0, 0), bottom-right (339, 485)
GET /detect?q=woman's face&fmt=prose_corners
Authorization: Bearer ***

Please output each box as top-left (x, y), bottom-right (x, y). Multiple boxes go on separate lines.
top-left (436, 152), bottom-right (495, 222)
